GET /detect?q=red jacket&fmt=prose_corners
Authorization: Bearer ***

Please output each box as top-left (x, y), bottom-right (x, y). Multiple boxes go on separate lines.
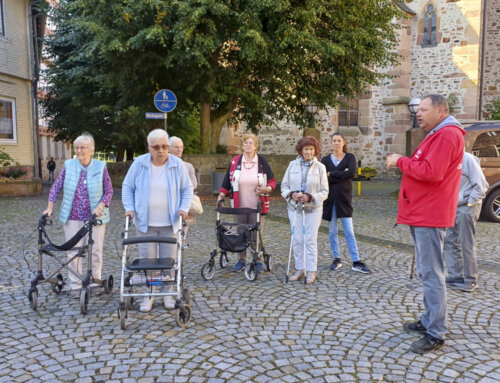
top-left (397, 122), bottom-right (465, 227)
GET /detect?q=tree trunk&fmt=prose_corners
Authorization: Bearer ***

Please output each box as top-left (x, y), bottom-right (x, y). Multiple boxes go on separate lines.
top-left (116, 147), bottom-right (125, 162)
top-left (200, 103), bottom-right (213, 153)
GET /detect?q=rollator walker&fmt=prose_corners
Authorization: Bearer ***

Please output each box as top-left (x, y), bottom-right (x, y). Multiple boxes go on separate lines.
top-left (118, 215), bottom-right (191, 329)
top-left (28, 213), bottom-right (114, 314)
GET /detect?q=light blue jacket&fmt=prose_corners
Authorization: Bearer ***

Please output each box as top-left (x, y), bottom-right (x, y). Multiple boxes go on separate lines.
top-left (60, 158), bottom-right (109, 224)
top-left (122, 153), bottom-right (193, 233)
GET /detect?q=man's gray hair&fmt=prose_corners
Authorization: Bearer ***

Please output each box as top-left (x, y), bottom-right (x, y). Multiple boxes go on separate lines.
top-left (147, 129), bottom-right (169, 145)
top-left (422, 94), bottom-right (449, 113)
top-left (73, 132), bottom-right (95, 152)
top-left (168, 136), bottom-right (183, 147)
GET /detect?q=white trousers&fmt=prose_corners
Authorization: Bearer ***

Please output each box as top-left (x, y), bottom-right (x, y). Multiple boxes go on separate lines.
top-left (288, 209), bottom-right (322, 272)
top-left (63, 220), bottom-right (106, 289)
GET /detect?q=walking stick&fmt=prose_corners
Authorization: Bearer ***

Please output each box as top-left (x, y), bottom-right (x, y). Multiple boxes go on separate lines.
top-left (301, 202), bottom-right (307, 284)
top-left (410, 251), bottom-right (415, 279)
top-left (285, 203), bottom-right (297, 283)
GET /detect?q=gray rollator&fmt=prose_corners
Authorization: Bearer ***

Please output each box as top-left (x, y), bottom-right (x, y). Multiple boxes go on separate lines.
top-left (117, 215), bottom-right (191, 329)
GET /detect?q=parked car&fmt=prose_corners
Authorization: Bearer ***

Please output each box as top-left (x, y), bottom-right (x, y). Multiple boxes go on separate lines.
top-left (464, 121), bottom-right (500, 223)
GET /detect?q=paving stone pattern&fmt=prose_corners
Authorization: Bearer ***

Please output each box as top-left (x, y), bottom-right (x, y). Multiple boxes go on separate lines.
top-left (0, 184), bottom-right (499, 382)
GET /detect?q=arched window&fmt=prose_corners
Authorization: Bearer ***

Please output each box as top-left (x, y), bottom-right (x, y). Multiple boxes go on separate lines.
top-left (423, 4), bottom-right (437, 46)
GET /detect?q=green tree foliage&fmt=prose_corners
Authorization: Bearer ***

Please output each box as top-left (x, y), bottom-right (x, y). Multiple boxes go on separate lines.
top-left (485, 99), bottom-right (500, 120)
top-left (42, 0), bottom-right (404, 154)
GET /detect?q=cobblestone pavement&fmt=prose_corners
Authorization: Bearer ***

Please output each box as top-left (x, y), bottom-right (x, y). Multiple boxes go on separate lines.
top-left (0, 183), bottom-right (499, 382)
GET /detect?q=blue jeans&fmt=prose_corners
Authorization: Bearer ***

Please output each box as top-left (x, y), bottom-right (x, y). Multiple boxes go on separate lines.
top-left (328, 204), bottom-right (360, 262)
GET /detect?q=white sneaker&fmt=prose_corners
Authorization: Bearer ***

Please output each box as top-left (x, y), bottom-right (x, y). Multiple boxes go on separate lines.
top-left (289, 270), bottom-right (305, 282)
top-left (163, 296), bottom-right (176, 309)
top-left (306, 272), bottom-right (316, 284)
top-left (139, 297), bottom-right (154, 312)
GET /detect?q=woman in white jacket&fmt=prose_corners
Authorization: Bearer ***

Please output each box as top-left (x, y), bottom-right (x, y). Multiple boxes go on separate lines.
top-left (281, 136), bottom-right (329, 284)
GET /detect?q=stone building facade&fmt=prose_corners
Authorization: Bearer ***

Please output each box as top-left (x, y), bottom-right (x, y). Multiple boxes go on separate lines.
top-left (221, 0), bottom-right (499, 176)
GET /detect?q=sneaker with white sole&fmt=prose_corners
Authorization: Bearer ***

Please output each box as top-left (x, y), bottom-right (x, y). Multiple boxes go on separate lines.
top-left (306, 271), bottom-right (316, 284)
top-left (139, 297), bottom-right (154, 312)
top-left (289, 270), bottom-right (305, 282)
top-left (352, 261), bottom-right (371, 274)
top-left (163, 296), bottom-right (176, 309)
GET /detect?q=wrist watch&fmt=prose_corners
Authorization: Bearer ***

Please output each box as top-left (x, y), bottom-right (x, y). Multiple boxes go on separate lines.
top-left (466, 202), bottom-right (474, 207)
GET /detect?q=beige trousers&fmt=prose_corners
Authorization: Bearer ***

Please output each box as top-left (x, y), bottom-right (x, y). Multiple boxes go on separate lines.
top-left (63, 220), bottom-right (106, 289)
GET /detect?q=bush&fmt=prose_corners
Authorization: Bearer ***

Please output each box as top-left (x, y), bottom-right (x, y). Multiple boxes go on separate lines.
top-left (354, 167), bottom-right (378, 181)
top-left (0, 168), bottom-right (27, 179)
top-left (485, 99), bottom-right (500, 120)
top-left (0, 148), bottom-right (18, 167)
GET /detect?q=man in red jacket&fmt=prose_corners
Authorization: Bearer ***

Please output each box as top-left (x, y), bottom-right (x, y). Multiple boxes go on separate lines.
top-left (386, 94), bottom-right (465, 354)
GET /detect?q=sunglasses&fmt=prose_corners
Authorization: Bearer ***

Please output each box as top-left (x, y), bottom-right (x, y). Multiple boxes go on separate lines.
top-left (149, 144), bottom-right (168, 151)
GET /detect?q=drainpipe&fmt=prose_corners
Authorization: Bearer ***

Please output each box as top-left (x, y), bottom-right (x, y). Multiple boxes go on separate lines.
top-left (478, 0), bottom-right (488, 120)
top-left (28, 0), bottom-right (41, 178)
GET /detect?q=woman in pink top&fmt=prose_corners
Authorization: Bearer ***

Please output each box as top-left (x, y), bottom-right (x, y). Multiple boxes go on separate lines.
top-left (218, 134), bottom-right (276, 272)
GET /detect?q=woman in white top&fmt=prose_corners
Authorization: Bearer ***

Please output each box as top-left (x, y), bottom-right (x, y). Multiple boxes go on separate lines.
top-left (281, 136), bottom-right (328, 284)
top-left (122, 129), bottom-right (193, 312)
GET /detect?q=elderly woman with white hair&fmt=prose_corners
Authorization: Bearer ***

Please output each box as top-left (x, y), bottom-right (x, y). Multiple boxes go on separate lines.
top-left (168, 136), bottom-right (198, 248)
top-left (122, 129), bottom-right (193, 312)
top-left (43, 133), bottom-right (113, 297)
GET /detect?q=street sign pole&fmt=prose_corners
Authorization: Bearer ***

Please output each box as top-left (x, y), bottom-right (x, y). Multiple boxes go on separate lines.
top-left (164, 113), bottom-right (167, 131)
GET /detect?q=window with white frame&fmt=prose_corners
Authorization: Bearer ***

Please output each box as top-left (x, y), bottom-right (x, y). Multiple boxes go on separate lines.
top-left (0, 0), bottom-right (5, 38)
top-left (0, 98), bottom-right (17, 142)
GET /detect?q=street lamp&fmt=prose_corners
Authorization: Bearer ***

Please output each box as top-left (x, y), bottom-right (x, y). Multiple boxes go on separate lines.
top-left (408, 98), bottom-right (421, 129)
top-left (305, 103), bottom-right (319, 129)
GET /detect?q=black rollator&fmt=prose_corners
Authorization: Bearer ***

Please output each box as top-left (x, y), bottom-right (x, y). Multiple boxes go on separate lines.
top-left (28, 214), bottom-right (113, 314)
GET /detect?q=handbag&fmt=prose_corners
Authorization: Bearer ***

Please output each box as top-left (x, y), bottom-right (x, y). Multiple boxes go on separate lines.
top-left (188, 194), bottom-right (204, 216)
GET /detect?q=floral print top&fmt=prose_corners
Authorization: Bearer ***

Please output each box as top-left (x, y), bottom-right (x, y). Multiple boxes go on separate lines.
top-left (49, 167), bottom-right (113, 221)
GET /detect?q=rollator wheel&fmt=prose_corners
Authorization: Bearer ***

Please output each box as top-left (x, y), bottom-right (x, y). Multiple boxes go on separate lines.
top-left (219, 252), bottom-right (228, 268)
top-left (176, 303), bottom-right (192, 328)
top-left (118, 302), bottom-right (127, 330)
top-left (28, 288), bottom-right (38, 311)
top-left (245, 264), bottom-right (259, 281)
top-left (80, 288), bottom-right (89, 315)
top-left (264, 254), bottom-right (273, 272)
top-left (183, 288), bottom-right (191, 305)
top-left (52, 274), bottom-right (64, 294)
top-left (201, 262), bottom-right (216, 280)
top-left (103, 274), bottom-right (113, 294)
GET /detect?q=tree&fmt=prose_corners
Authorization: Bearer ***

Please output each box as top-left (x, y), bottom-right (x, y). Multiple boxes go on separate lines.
top-left (43, 0), bottom-right (404, 153)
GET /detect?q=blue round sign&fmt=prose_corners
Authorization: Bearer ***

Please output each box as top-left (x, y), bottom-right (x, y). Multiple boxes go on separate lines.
top-left (154, 89), bottom-right (177, 113)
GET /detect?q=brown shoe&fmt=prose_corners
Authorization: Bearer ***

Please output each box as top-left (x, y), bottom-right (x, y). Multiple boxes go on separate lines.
top-left (289, 270), bottom-right (305, 282)
top-left (306, 272), bottom-right (316, 284)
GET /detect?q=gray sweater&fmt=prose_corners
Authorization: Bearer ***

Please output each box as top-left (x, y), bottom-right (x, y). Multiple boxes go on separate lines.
top-left (457, 152), bottom-right (489, 207)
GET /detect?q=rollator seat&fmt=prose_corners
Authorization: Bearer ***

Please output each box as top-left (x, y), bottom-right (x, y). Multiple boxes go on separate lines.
top-left (41, 243), bottom-right (87, 255)
top-left (127, 258), bottom-right (175, 271)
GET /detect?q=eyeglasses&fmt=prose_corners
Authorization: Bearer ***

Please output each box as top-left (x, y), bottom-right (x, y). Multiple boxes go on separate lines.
top-left (149, 144), bottom-right (168, 151)
top-left (74, 146), bottom-right (89, 151)
top-left (243, 141), bottom-right (255, 146)
top-left (171, 145), bottom-right (184, 150)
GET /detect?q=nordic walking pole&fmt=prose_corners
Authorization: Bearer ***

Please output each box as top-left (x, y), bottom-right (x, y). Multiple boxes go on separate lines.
top-left (285, 202), bottom-right (297, 283)
top-left (301, 201), bottom-right (307, 284)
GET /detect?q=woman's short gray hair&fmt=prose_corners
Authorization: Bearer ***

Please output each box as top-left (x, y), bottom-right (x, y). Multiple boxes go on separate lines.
top-left (168, 136), bottom-right (183, 147)
top-left (73, 133), bottom-right (95, 152)
top-left (147, 129), bottom-right (169, 145)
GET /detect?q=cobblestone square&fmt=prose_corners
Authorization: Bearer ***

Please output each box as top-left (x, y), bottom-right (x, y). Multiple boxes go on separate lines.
top-left (0, 183), bottom-right (499, 382)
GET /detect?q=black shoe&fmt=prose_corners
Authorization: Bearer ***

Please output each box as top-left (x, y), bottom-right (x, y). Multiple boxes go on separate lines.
top-left (410, 333), bottom-right (445, 354)
top-left (403, 320), bottom-right (427, 334)
top-left (352, 261), bottom-right (371, 274)
top-left (330, 258), bottom-right (342, 270)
